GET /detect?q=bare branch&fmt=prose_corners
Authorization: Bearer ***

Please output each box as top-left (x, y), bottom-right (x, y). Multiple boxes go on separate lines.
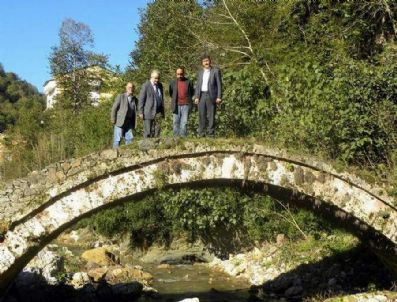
top-left (273, 199), bottom-right (308, 240)
top-left (222, 47), bottom-right (251, 57)
top-left (382, 0), bottom-right (397, 36)
top-left (186, 14), bottom-right (234, 25)
top-left (221, 0), bottom-right (271, 82)
top-left (222, 0), bottom-right (253, 52)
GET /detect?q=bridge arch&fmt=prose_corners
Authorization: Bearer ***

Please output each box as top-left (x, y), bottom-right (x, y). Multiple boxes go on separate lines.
top-left (0, 140), bottom-right (396, 292)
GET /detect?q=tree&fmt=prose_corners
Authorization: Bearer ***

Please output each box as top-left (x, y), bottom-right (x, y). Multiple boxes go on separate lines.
top-left (129, 0), bottom-right (203, 82)
top-left (0, 63), bottom-right (44, 132)
top-left (49, 18), bottom-right (108, 113)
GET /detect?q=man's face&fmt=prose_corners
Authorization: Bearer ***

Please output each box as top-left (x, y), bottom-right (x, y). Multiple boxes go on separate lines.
top-left (202, 58), bottom-right (211, 69)
top-left (126, 83), bottom-right (134, 95)
top-left (151, 73), bottom-right (160, 84)
top-left (176, 68), bottom-right (184, 80)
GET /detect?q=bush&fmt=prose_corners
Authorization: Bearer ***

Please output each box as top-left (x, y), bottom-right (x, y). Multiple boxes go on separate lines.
top-left (79, 187), bottom-right (335, 252)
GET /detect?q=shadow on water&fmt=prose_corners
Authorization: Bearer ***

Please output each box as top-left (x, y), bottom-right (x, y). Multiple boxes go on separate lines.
top-left (1, 243), bottom-right (396, 302)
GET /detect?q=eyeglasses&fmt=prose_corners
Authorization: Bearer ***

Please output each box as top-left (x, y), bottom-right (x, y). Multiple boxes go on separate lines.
top-left (176, 73), bottom-right (184, 75)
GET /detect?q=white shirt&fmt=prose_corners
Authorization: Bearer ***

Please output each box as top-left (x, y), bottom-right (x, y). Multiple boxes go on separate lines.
top-left (151, 82), bottom-right (161, 98)
top-left (201, 68), bottom-right (211, 92)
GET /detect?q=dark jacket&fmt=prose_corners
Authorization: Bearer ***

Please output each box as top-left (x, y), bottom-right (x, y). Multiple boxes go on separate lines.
top-left (169, 78), bottom-right (194, 114)
top-left (111, 93), bottom-right (137, 128)
top-left (194, 67), bottom-right (222, 103)
top-left (138, 81), bottom-right (165, 120)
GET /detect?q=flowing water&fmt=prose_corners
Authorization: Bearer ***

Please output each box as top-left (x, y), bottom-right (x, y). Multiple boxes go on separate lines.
top-left (137, 262), bottom-right (252, 302)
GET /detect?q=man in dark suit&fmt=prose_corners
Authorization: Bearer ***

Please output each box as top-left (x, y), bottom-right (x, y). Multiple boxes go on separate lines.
top-left (111, 82), bottom-right (138, 148)
top-left (138, 70), bottom-right (165, 138)
top-left (169, 66), bottom-right (194, 137)
top-left (194, 55), bottom-right (222, 137)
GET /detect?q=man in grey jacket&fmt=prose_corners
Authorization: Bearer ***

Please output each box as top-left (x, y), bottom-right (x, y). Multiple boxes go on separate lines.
top-left (194, 55), bottom-right (222, 137)
top-left (138, 70), bottom-right (165, 138)
top-left (111, 82), bottom-right (138, 149)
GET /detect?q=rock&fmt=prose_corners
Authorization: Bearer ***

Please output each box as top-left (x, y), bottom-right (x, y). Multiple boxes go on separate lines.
top-left (61, 162), bottom-right (71, 173)
top-left (328, 277), bottom-right (337, 287)
top-left (373, 295), bottom-right (388, 302)
top-left (81, 247), bottom-right (118, 266)
top-left (284, 285), bottom-right (303, 297)
top-left (95, 281), bottom-right (113, 300)
top-left (1, 294), bottom-right (18, 302)
top-left (106, 265), bottom-right (153, 284)
top-left (55, 170), bottom-right (65, 182)
top-left (69, 230), bottom-right (80, 242)
top-left (23, 247), bottom-right (64, 285)
top-left (264, 275), bottom-right (294, 292)
top-left (276, 234), bottom-right (286, 245)
top-left (87, 267), bottom-right (108, 282)
top-left (161, 137), bottom-right (179, 149)
top-left (177, 298), bottom-right (200, 302)
top-left (14, 270), bottom-right (44, 290)
top-left (157, 263), bottom-right (171, 269)
top-left (101, 149), bottom-right (118, 160)
top-left (143, 286), bottom-right (160, 298)
top-left (322, 292), bottom-right (397, 302)
top-left (85, 261), bottom-right (101, 271)
top-left (70, 272), bottom-right (90, 289)
top-left (159, 253), bottom-right (207, 265)
top-left (111, 281), bottom-right (143, 298)
top-left (138, 138), bottom-right (159, 151)
top-left (70, 158), bottom-right (81, 168)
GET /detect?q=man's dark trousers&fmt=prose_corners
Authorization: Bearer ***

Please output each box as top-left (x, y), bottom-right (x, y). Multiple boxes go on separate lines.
top-left (198, 92), bottom-right (216, 137)
top-left (143, 114), bottom-right (162, 138)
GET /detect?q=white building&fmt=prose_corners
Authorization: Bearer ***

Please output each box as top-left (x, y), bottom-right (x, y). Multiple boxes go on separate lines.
top-left (43, 79), bottom-right (59, 109)
top-left (43, 67), bottom-right (116, 110)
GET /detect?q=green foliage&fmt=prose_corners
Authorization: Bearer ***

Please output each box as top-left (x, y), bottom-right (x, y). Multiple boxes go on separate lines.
top-left (269, 48), bottom-right (397, 164)
top-left (0, 63), bottom-right (44, 132)
top-left (78, 195), bottom-right (172, 248)
top-left (130, 0), bottom-right (203, 84)
top-left (80, 187), bottom-right (334, 252)
top-left (1, 100), bottom-right (113, 179)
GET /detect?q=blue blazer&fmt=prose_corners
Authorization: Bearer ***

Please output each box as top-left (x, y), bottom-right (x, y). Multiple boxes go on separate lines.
top-left (194, 67), bottom-right (222, 104)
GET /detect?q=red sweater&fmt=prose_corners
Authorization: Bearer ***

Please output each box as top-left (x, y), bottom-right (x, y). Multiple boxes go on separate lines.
top-left (177, 79), bottom-right (188, 105)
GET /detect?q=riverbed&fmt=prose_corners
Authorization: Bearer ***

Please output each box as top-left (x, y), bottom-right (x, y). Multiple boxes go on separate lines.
top-left (137, 262), bottom-right (252, 301)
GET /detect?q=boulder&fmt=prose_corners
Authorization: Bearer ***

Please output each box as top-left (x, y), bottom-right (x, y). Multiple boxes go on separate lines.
top-left (111, 282), bottom-right (143, 298)
top-left (70, 272), bottom-right (90, 289)
top-left (106, 265), bottom-right (153, 284)
top-left (22, 247), bottom-right (64, 285)
top-left (87, 267), bottom-right (108, 282)
top-left (81, 247), bottom-right (118, 266)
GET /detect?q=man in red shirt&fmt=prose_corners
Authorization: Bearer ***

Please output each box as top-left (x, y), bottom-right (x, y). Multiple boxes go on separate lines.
top-left (169, 66), bottom-right (194, 137)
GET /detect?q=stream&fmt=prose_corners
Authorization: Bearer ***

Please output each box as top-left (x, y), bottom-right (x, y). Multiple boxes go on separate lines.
top-left (137, 262), bottom-right (252, 302)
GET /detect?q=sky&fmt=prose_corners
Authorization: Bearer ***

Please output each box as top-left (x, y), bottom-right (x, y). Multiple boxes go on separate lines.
top-left (0, 0), bottom-right (149, 92)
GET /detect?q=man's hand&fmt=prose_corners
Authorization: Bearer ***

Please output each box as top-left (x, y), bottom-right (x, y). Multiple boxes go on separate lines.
top-left (194, 98), bottom-right (199, 105)
top-left (139, 113), bottom-right (144, 119)
top-left (216, 98), bottom-right (222, 104)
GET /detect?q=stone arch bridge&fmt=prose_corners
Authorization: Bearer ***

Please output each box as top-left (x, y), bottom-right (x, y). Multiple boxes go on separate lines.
top-left (0, 139), bottom-right (396, 292)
